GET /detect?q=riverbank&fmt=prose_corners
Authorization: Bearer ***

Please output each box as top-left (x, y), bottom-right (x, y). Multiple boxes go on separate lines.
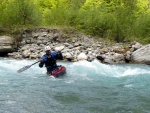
top-left (0, 27), bottom-right (150, 64)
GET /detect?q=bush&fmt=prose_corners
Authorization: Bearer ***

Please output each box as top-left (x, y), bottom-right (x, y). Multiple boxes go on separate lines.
top-left (134, 14), bottom-right (150, 38)
top-left (1, 0), bottom-right (42, 27)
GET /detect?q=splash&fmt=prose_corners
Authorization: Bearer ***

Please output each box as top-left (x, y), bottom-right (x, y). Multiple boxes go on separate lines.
top-left (0, 59), bottom-right (150, 113)
top-left (0, 59), bottom-right (150, 78)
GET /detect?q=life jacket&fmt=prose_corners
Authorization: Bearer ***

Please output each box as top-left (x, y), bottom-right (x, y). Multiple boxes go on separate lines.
top-left (44, 54), bottom-right (56, 67)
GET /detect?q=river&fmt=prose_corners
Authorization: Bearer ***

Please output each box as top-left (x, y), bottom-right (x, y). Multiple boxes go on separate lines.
top-left (0, 58), bottom-right (150, 113)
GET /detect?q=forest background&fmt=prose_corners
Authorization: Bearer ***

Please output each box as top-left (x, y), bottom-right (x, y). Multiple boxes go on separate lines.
top-left (0, 0), bottom-right (150, 44)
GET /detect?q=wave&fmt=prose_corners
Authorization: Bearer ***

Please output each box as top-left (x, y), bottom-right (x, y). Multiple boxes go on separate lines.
top-left (0, 59), bottom-right (150, 78)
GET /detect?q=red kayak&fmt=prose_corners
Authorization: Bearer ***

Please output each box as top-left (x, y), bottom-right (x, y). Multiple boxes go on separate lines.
top-left (50, 66), bottom-right (66, 77)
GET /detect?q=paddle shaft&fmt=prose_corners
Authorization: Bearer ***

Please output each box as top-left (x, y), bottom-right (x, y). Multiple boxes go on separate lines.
top-left (17, 61), bottom-right (40, 73)
top-left (30, 61), bottom-right (40, 66)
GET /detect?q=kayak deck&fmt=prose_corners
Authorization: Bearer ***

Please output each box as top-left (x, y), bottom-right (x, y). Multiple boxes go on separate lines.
top-left (49, 66), bottom-right (66, 77)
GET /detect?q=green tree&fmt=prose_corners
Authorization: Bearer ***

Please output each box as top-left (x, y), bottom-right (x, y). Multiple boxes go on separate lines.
top-left (1, 0), bottom-right (150, 44)
top-left (0, 0), bottom-right (8, 25)
top-left (42, 0), bottom-right (85, 26)
top-left (112, 0), bottom-right (137, 42)
top-left (2, 0), bottom-right (42, 27)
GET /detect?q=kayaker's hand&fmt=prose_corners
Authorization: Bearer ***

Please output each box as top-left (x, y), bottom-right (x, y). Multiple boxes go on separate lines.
top-left (58, 50), bottom-right (61, 53)
top-left (39, 59), bottom-right (43, 62)
top-left (39, 62), bottom-right (44, 68)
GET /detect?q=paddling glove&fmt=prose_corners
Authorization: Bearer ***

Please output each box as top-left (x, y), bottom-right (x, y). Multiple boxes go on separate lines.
top-left (56, 53), bottom-right (63, 60)
top-left (39, 62), bottom-right (44, 68)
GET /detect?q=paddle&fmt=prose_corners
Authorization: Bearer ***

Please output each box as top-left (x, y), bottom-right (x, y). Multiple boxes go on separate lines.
top-left (17, 61), bottom-right (40, 73)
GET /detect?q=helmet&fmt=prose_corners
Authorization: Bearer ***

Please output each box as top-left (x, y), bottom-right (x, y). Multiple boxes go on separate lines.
top-left (44, 46), bottom-right (51, 51)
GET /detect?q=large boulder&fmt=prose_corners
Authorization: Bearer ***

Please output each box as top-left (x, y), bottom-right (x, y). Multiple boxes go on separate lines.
top-left (0, 36), bottom-right (16, 53)
top-left (131, 44), bottom-right (150, 64)
top-left (54, 46), bottom-right (64, 52)
top-left (77, 53), bottom-right (87, 61)
top-left (113, 53), bottom-right (125, 63)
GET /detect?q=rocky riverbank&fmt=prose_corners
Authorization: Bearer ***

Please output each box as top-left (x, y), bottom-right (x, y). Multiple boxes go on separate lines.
top-left (0, 28), bottom-right (150, 64)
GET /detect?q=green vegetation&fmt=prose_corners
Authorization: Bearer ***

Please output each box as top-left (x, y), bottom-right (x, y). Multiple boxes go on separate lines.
top-left (0, 0), bottom-right (150, 44)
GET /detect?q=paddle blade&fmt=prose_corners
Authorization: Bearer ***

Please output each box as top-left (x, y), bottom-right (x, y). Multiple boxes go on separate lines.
top-left (17, 65), bottom-right (31, 73)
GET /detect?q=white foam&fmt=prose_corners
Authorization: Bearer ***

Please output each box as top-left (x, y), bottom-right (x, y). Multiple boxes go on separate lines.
top-left (0, 59), bottom-right (150, 79)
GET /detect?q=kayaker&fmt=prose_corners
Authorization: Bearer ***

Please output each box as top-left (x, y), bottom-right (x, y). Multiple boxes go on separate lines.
top-left (39, 46), bottom-right (63, 74)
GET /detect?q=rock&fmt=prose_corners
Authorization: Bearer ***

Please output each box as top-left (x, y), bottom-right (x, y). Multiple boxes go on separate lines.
top-left (68, 45), bottom-right (74, 49)
top-left (8, 52), bottom-right (18, 58)
top-left (132, 42), bottom-right (142, 51)
top-left (104, 56), bottom-right (115, 64)
top-left (88, 51), bottom-right (92, 55)
top-left (30, 48), bottom-right (35, 52)
top-left (74, 42), bottom-right (81, 47)
top-left (0, 46), bottom-right (13, 52)
top-left (100, 48), bottom-right (109, 53)
top-left (37, 36), bottom-right (45, 40)
top-left (0, 36), bottom-right (15, 53)
top-left (131, 44), bottom-right (150, 64)
top-left (96, 55), bottom-right (104, 62)
top-left (26, 39), bottom-right (31, 44)
top-left (37, 40), bottom-right (43, 45)
top-left (22, 50), bottom-right (31, 58)
top-left (87, 55), bottom-right (95, 62)
top-left (21, 40), bottom-right (26, 45)
top-left (64, 52), bottom-right (72, 59)
top-left (39, 52), bottom-right (45, 57)
top-left (32, 32), bottom-right (48, 38)
top-left (125, 51), bottom-right (131, 62)
top-left (73, 46), bottom-right (82, 51)
top-left (29, 54), bottom-right (38, 59)
top-left (77, 53), bottom-right (87, 61)
top-left (4, 28), bottom-right (146, 64)
top-left (0, 36), bottom-right (13, 44)
top-left (54, 46), bottom-right (64, 52)
top-left (112, 46), bottom-right (126, 53)
top-left (64, 43), bottom-right (72, 47)
top-left (113, 53), bottom-right (125, 63)
top-left (97, 44), bottom-right (103, 48)
top-left (15, 54), bottom-right (23, 59)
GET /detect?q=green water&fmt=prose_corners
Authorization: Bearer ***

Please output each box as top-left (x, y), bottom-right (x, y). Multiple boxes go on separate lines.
top-left (0, 59), bottom-right (150, 113)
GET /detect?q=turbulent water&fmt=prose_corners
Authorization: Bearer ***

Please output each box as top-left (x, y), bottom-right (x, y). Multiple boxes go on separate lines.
top-left (0, 58), bottom-right (150, 113)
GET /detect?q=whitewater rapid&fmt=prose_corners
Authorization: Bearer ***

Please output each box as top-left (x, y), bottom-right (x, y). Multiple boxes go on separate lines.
top-left (0, 58), bottom-right (150, 113)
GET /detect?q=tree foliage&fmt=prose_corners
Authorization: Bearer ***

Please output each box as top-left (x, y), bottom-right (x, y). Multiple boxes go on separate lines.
top-left (0, 0), bottom-right (42, 27)
top-left (0, 0), bottom-right (150, 43)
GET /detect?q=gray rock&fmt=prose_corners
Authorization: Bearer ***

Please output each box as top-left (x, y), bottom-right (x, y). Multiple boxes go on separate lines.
top-left (0, 36), bottom-right (13, 44)
top-left (5, 28), bottom-right (147, 64)
top-left (113, 53), bottom-right (125, 63)
top-left (125, 51), bottom-right (131, 61)
top-left (37, 36), bottom-right (45, 40)
top-left (22, 50), bottom-right (30, 58)
top-left (64, 52), bottom-right (72, 59)
top-left (0, 36), bottom-right (15, 52)
top-left (132, 42), bottom-right (142, 50)
top-left (104, 57), bottom-right (115, 64)
top-left (77, 53), bottom-right (87, 61)
top-left (131, 44), bottom-right (150, 64)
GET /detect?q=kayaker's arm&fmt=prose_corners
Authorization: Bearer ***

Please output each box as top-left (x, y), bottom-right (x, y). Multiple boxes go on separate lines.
top-left (39, 55), bottom-right (46, 68)
top-left (56, 52), bottom-right (63, 60)
top-left (39, 60), bottom-right (44, 68)
top-left (51, 51), bottom-right (63, 60)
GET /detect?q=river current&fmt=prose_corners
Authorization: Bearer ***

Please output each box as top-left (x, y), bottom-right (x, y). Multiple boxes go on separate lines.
top-left (0, 58), bottom-right (150, 113)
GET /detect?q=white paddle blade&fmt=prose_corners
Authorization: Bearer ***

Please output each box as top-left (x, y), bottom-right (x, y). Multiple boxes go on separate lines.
top-left (17, 65), bottom-right (31, 73)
